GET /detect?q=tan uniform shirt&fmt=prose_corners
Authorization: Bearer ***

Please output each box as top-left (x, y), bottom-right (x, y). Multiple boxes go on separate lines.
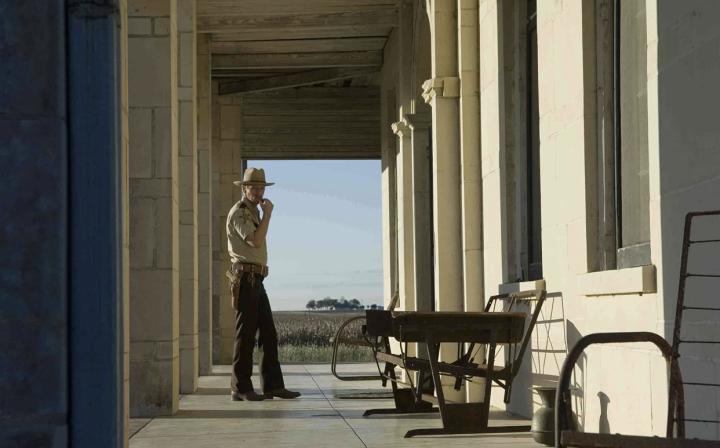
top-left (226, 198), bottom-right (268, 266)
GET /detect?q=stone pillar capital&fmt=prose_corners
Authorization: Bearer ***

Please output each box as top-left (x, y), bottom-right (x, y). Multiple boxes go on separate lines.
top-left (421, 77), bottom-right (460, 104)
top-left (404, 113), bottom-right (432, 131)
top-left (391, 119), bottom-right (411, 137)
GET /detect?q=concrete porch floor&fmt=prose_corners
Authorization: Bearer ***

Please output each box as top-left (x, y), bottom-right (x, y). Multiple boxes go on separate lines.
top-left (129, 364), bottom-right (542, 447)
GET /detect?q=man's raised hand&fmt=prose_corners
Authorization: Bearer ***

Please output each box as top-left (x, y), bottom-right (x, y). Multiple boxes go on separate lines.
top-left (260, 198), bottom-right (274, 215)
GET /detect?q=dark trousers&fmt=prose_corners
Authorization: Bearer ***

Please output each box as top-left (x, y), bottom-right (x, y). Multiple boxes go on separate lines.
top-left (231, 273), bottom-right (285, 393)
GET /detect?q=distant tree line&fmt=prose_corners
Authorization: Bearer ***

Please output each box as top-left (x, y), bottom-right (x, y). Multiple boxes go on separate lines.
top-left (305, 296), bottom-right (383, 311)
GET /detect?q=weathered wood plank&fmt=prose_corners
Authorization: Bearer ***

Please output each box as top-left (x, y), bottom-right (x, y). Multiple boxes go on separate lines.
top-left (218, 68), bottom-right (378, 95)
top-left (241, 86), bottom-right (379, 99)
top-left (242, 152), bottom-right (380, 160)
top-left (210, 26), bottom-right (392, 42)
top-left (242, 114), bottom-right (380, 129)
top-left (198, 0), bottom-right (396, 17)
top-left (198, 8), bottom-right (398, 33)
top-left (242, 106), bottom-right (378, 116)
top-left (242, 145), bottom-right (380, 151)
top-left (241, 145), bottom-right (380, 157)
top-left (213, 51), bottom-right (382, 69)
top-left (240, 96), bottom-right (379, 106)
top-left (211, 70), bottom-right (290, 78)
top-left (242, 121), bottom-right (380, 131)
top-left (242, 128), bottom-right (379, 136)
top-left (242, 131), bottom-right (379, 140)
top-left (211, 37), bottom-right (387, 55)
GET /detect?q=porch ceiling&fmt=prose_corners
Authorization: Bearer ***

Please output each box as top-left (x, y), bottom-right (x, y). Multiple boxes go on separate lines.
top-left (235, 87), bottom-right (381, 160)
top-left (199, 0), bottom-right (388, 160)
top-left (198, 0), bottom-right (395, 93)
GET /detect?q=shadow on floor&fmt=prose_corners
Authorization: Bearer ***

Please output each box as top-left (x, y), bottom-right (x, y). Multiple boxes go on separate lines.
top-left (159, 408), bottom-right (442, 420)
top-left (190, 387), bottom-right (323, 396)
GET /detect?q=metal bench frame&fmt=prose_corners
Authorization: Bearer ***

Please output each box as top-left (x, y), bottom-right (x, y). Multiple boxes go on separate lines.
top-left (555, 332), bottom-right (720, 447)
top-left (363, 289), bottom-right (546, 438)
top-left (330, 292), bottom-right (399, 382)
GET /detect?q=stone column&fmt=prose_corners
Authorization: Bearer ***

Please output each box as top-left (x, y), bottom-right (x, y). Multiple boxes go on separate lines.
top-left (405, 113), bottom-right (433, 313)
top-left (128, 0), bottom-right (180, 416)
top-left (211, 82), bottom-right (222, 364)
top-left (177, 0), bottom-right (198, 395)
top-left (381, 94), bottom-right (398, 305)
top-left (458, 0), bottom-right (483, 312)
top-left (458, 0), bottom-right (484, 403)
top-left (196, 33), bottom-right (213, 376)
top-left (479, 0), bottom-right (508, 294)
top-left (394, 1), bottom-right (417, 316)
top-left (212, 89), bottom-right (244, 364)
top-left (423, 0), bottom-right (464, 401)
top-left (392, 120), bottom-right (416, 315)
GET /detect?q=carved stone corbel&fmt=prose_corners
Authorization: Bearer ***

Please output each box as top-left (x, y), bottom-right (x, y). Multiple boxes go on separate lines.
top-left (422, 76), bottom-right (460, 104)
top-left (391, 119), bottom-right (411, 138)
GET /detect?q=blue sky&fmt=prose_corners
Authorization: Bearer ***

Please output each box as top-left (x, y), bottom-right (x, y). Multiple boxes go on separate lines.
top-left (249, 160), bottom-right (383, 310)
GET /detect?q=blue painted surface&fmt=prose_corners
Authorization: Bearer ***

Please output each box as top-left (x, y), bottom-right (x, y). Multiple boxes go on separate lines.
top-left (1, 1), bottom-right (125, 447)
top-left (66, 2), bottom-right (124, 447)
top-left (0, 2), bottom-right (69, 446)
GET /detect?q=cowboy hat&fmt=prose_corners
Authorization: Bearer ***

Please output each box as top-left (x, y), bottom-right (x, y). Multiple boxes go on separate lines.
top-left (233, 167), bottom-right (275, 187)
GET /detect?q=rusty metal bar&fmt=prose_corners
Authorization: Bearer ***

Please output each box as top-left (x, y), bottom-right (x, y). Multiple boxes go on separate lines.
top-left (689, 239), bottom-right (720, 244)
top-left (555, 332), bottom-right (683, 448)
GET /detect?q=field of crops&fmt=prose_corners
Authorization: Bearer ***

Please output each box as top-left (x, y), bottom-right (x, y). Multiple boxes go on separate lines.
top-left (252, 311), bottom-right (374, 363)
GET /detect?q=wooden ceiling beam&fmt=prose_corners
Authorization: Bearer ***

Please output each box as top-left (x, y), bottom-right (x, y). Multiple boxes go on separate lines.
top-left (197, 0), bottom-right (396, 16)
top-left (213, 51), bottom-right (382, 70)
top-left (218, 68), bottom-right (379, 95)
top-left (211, 37), bottom-right (387, 55)
top-left (211, 26), bottom-right (392, 42)
top-left (198, 8), bottom-right (398, 33)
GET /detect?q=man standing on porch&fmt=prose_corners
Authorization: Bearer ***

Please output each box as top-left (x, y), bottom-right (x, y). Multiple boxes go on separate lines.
top-left (226, 167), bottom-right (301, 401)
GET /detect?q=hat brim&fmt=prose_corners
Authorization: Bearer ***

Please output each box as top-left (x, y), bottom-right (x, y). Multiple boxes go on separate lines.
top-left (233, 181), bottom-right (275, 187)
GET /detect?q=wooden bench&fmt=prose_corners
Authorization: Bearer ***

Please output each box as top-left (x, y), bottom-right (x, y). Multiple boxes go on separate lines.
top-left (362, 289), bottom-right (546, 438)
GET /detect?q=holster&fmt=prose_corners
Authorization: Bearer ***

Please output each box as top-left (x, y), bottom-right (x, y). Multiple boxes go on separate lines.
top-left (226, 269), bottom-right (242, 311)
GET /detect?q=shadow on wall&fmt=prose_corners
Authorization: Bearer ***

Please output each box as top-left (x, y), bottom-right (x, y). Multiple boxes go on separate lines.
top-left (504, 292), bottom-right (568, 418)
top-left (565, 319), bottom-right (586, 431)
top-left (597, 391), bottom-right (611, 434)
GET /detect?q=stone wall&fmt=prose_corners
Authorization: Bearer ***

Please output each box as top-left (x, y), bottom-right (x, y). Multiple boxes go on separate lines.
top-left (128, 0), bottom-right (180, 417)
top-left (177, 0), bottom-right (199, 395)
top-left (652, 1), bottom-right (720, 439)
top-left (196, 33), bottom-right (213, 376)
top-left (385, 0), bottom-right (720, 438)
top-left (211, 87), bottom-right (244, 364)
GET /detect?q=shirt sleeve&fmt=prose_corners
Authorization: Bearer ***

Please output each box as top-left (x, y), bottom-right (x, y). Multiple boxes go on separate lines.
top-left (233, 207), bottom-right (256, 242)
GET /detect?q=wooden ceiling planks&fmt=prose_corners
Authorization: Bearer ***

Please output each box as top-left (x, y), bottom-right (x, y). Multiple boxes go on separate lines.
top-left (212, 51), bottom-right (383, 70)
top-left (211, 37), bottom-right (387, 55)
top-left (238, 87), bottom-right (381, 159)
top-left (198, 7), bottom-right (397, 33)
top-left (204, 1), bottom-right (388, 157)
top-left (197, 0), bottom-right (397, 17)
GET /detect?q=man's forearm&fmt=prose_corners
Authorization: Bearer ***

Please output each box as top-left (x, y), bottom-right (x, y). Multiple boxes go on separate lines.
top-left (251, 213), bottom-right (271, 248)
